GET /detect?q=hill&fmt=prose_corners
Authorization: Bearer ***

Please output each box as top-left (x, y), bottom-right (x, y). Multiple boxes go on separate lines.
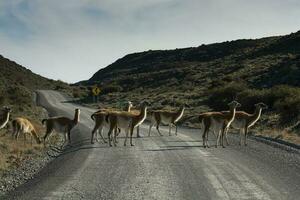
top-left (85, 31), bottom-right (299, 90)
top-left (0, 55), bottom-right (71, 114)
top-left (0, 55), bottom-right (71, 173)
top-left (80, 31), bottom-right (300, 121)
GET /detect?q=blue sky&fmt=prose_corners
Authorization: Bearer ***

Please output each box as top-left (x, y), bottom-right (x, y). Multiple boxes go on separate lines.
top-left (0, 0), bottom-right (299, 83)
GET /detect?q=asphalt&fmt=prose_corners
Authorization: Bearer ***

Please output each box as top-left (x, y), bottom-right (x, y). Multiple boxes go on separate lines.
top-left (4, 90), bottom-right (300, 200)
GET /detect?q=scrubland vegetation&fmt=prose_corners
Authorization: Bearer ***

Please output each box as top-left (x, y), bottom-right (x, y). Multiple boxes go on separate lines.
top-left (78, 31), bottom-right (300, 144)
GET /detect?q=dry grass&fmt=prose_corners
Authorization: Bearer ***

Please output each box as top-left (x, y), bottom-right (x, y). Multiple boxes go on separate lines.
top-left (94, 107), bottom-right (141, 115)
top-left (255, 128), bottom-right (300, 145)
top-left (0, 130), bottom-right (43, 172)
top-left (0, 118), bottom-right (61, 173)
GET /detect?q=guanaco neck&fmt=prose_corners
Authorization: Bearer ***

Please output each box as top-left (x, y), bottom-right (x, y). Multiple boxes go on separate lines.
top-left (0, 111), bottom-right (10, 126)
top-left (173, 106), bottom-right (185, 122)
top-left (125, 105), bottom-right (132, 112)
top-left (138, 105), bottom-right (147, 121)
top-left (248, 107), bottom-right (262, 124)
top-left (73, 110), bottom-right (80, 124)
top-left (227, 106), bottom-right (236, 124)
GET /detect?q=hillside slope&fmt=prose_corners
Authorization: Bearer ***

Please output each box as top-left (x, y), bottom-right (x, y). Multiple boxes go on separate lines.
top-left (0, 55), bottom-right (71, 174)
top-left (0, 55), bottom-right (70, 113)
top-left (85, 31), bottom-right (299, 90)
top-left (80, 31), bottom-right (300, 140)
top-left (82, 31), bottom-right (300, 109)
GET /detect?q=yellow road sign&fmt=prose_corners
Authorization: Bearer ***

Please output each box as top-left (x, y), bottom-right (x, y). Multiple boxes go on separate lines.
top-left (92, 86), bottom-right (101, 96)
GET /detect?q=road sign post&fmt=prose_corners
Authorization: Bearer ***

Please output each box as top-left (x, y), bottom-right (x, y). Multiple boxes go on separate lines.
top-left (92, 86), bottom-right (101, 103)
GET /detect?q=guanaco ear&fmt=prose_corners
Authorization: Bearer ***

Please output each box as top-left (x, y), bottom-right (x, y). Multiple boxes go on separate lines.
top-left (3, 106), bottom-right (12, 112)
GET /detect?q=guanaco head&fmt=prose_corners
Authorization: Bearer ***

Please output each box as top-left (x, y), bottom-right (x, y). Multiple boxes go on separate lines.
top-left (126, 101), bottom-right (133, 111)
top-left (228, 101), bottom-right (241, 109)
top-left (181, 103), bottom-right (190, 109)
top-left (255, 102), bottom-right (268, 110)
top-left (2, 106), bottom-right (12, 114)
top-left (140, 101), bottom-right (151, 108)
top-left (127, 101), bottom-right (133, 108)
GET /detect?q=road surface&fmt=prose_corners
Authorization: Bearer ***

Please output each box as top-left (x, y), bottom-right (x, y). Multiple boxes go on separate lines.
top-left (5, 90), bottom-right (300, 199)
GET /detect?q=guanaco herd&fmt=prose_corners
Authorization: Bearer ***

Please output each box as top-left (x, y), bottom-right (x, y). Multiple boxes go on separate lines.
top-left (0, 100), bottom-right (268, 149)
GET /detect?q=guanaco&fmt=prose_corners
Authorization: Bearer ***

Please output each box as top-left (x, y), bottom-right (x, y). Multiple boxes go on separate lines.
top-left (222, 102), bottom-right (268, 146)
top-left (12, 117), bottom-right (41, 144)
top-left (90, 101), bottom-right (133, 144)
top-left (42, 108), bottom-right (80, 148)
top-left (106, 101), bottom-right (150, 147)
top-left (199, 101), bottom-right (241, 148)
top-left (148, 105), bottom-right (185, 136)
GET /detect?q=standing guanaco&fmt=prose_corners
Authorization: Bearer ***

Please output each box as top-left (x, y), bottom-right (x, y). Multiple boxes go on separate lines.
top-left (148, 105), bottom-right (186, 136)
top-left (222, 102), bottom-right (268, 146)
top-left (123, 101), bottom-right (141, 138)
top-left (199, 101), bottom-right (241, 148)
top-left (42, 108), bottom-right (80, 148)
top-left (106, 101), bottom-right (150, 147)
top-left (90, 101), bottom-right (133, 144)
top-left (91, 111), bottom-right (109, 144)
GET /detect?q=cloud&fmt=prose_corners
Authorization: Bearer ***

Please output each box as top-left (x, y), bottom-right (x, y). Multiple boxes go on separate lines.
top-left (0, 0), bottom-right (299, 83)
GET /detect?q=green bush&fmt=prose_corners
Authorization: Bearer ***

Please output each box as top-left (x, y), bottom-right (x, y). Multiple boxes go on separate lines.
top-left (6, 86), bottom-right (32, 107)
top-left (274, 95), bottom-right (300, 124)
top-left (237, 89), bottom-right (268, 112)
top-left (206, 82), bottom-right (248, 110)
top-left (207, 83), bottom-right (300, 123)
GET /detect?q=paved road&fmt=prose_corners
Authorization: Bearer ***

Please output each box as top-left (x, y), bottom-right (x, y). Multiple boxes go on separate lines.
top-left (5, 90), bottom-right (300, 199)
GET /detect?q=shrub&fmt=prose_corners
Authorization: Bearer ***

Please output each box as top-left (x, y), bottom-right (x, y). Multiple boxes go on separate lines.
top-left (72, 87), bottom-right (88, 99)
top-left (237, 89), bottom-right (267, 112)
top-left (274, 96), bottom-right (300, 124)
top-left (206, 82), bottom-right (248, 110)
top-left (207, 83), bottom-right (300, 123)
top-left (101, 85), bottom-right (123, 94)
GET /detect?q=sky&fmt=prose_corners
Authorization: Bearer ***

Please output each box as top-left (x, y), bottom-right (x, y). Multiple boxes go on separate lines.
top-left (0, 0), bottom-right (299, 83)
